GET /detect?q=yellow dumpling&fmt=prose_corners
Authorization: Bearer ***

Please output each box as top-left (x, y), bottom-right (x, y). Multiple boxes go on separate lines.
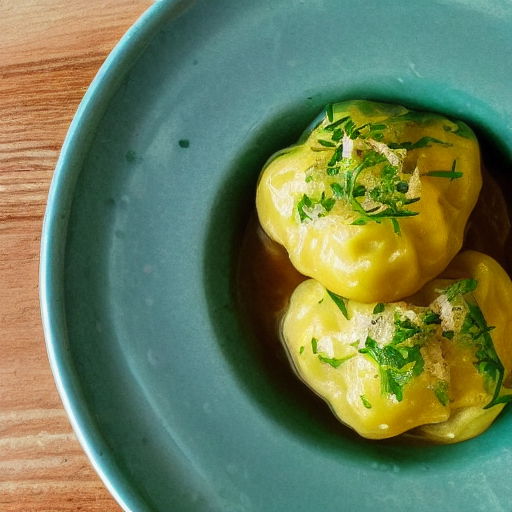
top-left (409, 251), bottom-right (512, 443)
top-left (257, 100), bottom-right (482, 302)
top-left (281, 252), bottom-right (512, 442)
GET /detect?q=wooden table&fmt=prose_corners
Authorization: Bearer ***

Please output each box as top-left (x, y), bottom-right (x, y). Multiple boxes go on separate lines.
top-left (0, 1), bottom-right (151, 510)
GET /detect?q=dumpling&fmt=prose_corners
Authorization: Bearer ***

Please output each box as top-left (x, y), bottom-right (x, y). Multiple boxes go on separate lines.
top-left (281, 251), bottom-right (512, 442)
top-left (257, 100), bottom-right (482, 302)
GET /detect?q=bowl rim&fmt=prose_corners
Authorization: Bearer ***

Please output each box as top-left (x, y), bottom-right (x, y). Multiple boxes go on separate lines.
top-left (39, 1), bottom-right (180, 510)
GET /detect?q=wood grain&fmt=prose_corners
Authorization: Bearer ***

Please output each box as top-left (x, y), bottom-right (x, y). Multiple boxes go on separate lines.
top-left (0, 1), bottom-right (151, 510)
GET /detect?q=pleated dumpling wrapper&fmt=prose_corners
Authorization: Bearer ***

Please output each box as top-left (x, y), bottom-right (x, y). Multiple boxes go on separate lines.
top-left (257, 100), bottom-right (482, 303)
top-left (281, 251), bottom-right (512, 442)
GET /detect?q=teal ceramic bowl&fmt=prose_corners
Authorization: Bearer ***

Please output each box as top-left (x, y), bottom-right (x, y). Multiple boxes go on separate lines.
top-left (41, 1), bottom-right (512, 510)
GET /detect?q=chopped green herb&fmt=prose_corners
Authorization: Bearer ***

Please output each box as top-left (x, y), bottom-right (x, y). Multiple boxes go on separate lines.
top-left (299, 346), bottom-right (305, 354)
top-left (331, 128), bottom-right (343, 141)
top-left (360, 395), bottom-right (372, 409)
top-left (395, 181), bottom-right (409, 193)
top-left (318, 353), bottom-right (353, 368)
top-left (422, 311), bottom-right (441, 325)
top-left (327, 146), bottom-right (344, 166)
top-left (426, 160), bottom-right (463, 180)
top-left (296, 192), bottom-right (337, 222)
top-left (439, 279), bottom-right (507, 409)
top-left (489, 394), bottom-right (512, 406)
top-left (324, 116), bottom-right (349, 131)
top-left (352, 184), bottom-right (366, 198)
top-left (320, 193), bottom-right (336, 212)
top-left (388, 136), bottom-right (451, 151)
top-left (327, 290), bottom-right (350, 319)
top-left (326, 104), bottom-right (334, 122)
top-left (458, 300), bottom-right (504, 409)
top-left (317, 139), bottom-right (336, 147)
top-left (434, 380), bottom-right (449, 406)
top-left (311, 337), bottom-right (318, 354)
top-left (312, 107), bottom-right (457, 233)
top-left (391, 316), bottom-right (421, 344)
top-left (359, 337), bottom-right (424, 401)
top-left (330, 182), bottom-right (345, 198)
top-left (373, 303), bottom-right (385, 315)
top-left (344, 118), bottom-right (360, 139)
top-left (443, 120), bottom-right (474, 139)
top-left (426, 170), bottom-right (463, 179)
top-left (305, 175), bottom-right (314, 183)
top-left (443, 278), bottom-right (478, 301)
top-left (297, 194), bottom-right (313, 222)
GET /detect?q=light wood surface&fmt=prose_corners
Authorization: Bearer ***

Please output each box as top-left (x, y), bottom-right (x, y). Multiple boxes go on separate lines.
top-left (0, 1), bottom-right (151, 510)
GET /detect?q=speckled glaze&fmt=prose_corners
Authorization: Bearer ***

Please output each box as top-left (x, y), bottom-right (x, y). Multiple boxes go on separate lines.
top-left (40, 1), bottom-right (512, 511)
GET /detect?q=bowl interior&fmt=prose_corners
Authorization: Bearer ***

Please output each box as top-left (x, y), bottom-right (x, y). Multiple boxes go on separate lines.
top-left (54, 0), bottom-right (512, 510)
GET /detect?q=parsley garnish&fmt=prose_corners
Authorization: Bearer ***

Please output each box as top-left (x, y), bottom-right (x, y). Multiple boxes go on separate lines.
top-left (443, 120), bottom-right (474, 139)
top-left (359, 337), bottom-right (424, 401)
top-left (299, 346), bottom-right (305, 355)
top-left (388, 136), bottom-right (451, 151)
top-left (439, 278), bottom-right (508, 409)
top-left (422, 311), bottom-right (441, 325)
top-left (360, 395), bottom-right (372, 409)
top-left (442, 278), bottom-right (477, 301)
top-left (311, 337), bottom-right (318, 354)
top-left (425, 160), bottom-right (463, 180)
top-left (317, 139), bottom-right (336, 147)
top-left (327, 290), bottom-right (350, 319)
top-left (296, 106), bottom-right (466, 234)
top-left (318, 353), bottom-right (353, 368)
top-left (434, 380), bottom-right (449, 406)
top-left (297, 194), bottom-right (313, 222)
top-left (296, 193), bottom-right (336, 222)
top-left (325, 103), bottom-right (334, 122)
top-left (373, 303), bottom-right (385, 315)
top-left (460, 301), bottom-right (505, 409)
top-left (391, 315), bottom-right (421, 344)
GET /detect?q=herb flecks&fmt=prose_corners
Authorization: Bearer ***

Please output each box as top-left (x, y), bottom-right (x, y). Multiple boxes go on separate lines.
top-left (311, 277), bottom-right (509, 409)
top-left (459, 300), bottom-right (504, 409)
top-left (425, 160), bottom-right (463, 180)
top-left (327, 290), bottom-right (350, 319)
top-left (373, 303), bottom-right (385, 315)
top-left (437, 279), bottom-right (507, 409)
top-left (296, 193), bottom-right (336, 222)
top-left (359, 336), bottom-right (424, 402)
top-left (360, 395), bottom-right (372, 409)
top-left (296, 110), bottom-right (436, 233)
top-left (443, 278), bottom-right (478, 301)
top-left (388, 136), bottom-right (451, 151)
top-left (318, 353), bottom-right (353, 368)
top-left (434, 380), bottom-right (450, 406)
